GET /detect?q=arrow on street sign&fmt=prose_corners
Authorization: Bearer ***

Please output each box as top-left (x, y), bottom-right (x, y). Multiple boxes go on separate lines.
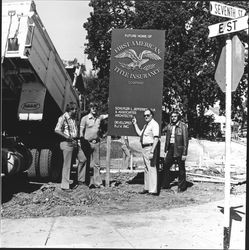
top-left (210, 1), bottom-right (246, 19)
top-left (215, 35), bottom-right (245, 92)
top-left (208, 15), bottom-right (248, 38)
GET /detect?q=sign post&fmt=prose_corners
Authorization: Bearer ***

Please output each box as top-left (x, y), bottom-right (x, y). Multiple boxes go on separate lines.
top-left (105, 135), bottom-right (111, 187)
top-left (223, 34), bottom-right (232, 250)
top-left (208, 3), bottom-right (247, 249)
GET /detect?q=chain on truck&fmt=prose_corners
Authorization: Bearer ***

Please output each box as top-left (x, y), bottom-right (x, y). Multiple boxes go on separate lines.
top-left (1, 0), bottom-right (83, 181)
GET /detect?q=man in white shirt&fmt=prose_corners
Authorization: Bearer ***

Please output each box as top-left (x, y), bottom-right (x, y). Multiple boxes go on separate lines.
top-left (132, 108), bottom-right (160, 196)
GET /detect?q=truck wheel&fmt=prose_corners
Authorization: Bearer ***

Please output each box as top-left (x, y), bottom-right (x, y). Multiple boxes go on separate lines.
top-left (39, 149), bottom-right (52, 179)
top-left (50, 148), bottom-right (63, 182)
top-left (27, 149), bottom-right (39, 178)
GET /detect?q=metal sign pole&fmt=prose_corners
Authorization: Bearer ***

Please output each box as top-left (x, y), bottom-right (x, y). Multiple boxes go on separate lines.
top-left (224, 34), bottom-right (232, 250)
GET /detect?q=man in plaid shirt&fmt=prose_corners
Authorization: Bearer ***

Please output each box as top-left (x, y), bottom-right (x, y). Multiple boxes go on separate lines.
top-left (55, 102), bottom-right (86, 191)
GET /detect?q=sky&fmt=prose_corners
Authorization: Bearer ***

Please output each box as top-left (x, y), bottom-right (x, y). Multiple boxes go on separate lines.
top-left (3, 0), bottom-right (93, 71)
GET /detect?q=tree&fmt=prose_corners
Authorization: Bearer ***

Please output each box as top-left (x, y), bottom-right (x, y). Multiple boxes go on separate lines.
top-left (83, 74), bottom-right (109, 113)
top-left (83, 0), bottom-right (249, 137)
top-left (83, 0), bottom-right (135, 78)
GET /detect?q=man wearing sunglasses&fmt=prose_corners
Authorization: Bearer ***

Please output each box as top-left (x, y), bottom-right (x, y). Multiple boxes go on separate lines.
top-left (132, 108), bottom-right (159, 196)
top-left (162, 110), bottom-right (189, 193)
top-left (55, 102), bottom-right (86, 192)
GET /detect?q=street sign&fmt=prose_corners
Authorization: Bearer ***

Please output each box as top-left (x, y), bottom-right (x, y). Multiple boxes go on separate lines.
top-left (210, 1), bottom-right (246, 19)
top-left (208, 4), bottom-right (247, 249)
top-left (215, 35), bottom-right (245, 92)
top-left (208, 15), bottom-right (248, 38)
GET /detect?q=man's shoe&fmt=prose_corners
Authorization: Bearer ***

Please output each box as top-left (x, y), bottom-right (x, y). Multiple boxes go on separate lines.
top-left (61, 188), bottom-right (73, 192)
top-left (78, 181), bottom-right (85, 185)
top-left (148, 192), bottom-right (159, 196)
top-left (139, 190), bottom-right (149, 194)
top-left (177, 187), bottom-right (186, 193)
top-left (71, 184), bottom-right (78, 190)
top-left (164, 188), bottom-right (174, 193)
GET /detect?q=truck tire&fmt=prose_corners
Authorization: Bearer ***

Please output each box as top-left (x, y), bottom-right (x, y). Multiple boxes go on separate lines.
top-left (50, 148), bottom-right (63, 182)
top-left (39, 149), bottom-right (52, 179)
top-left (16, 143), bottom-right (33, 171)
top-left (27, 149), bottom-right (39, 178)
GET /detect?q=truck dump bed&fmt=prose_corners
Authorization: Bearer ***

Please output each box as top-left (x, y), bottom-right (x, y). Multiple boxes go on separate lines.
top-left (2, 0), bottom-right (79, 115)
top-left (2, 1), bottom-right (81, 178)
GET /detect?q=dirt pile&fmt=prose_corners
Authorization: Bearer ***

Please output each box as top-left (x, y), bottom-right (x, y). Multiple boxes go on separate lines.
top-left (2, 138), bottom-right (246, 219)
top-left (1, 170), bottom-right (245, 219)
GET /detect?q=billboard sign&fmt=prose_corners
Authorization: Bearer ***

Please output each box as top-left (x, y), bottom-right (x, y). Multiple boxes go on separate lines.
top-left (108, 29), bottom-right (165, 136)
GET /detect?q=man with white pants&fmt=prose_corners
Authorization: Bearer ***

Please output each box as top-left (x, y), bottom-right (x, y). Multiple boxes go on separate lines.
top-left (132, 108), bottom-right (160, 196)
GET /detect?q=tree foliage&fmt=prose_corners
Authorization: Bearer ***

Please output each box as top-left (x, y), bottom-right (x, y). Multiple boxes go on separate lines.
top-left (83, 0), bottom-right (249, 137)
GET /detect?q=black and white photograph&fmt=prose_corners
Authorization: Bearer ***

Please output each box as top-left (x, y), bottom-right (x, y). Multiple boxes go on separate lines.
top-left (1, 0), bottom-right (247, 249)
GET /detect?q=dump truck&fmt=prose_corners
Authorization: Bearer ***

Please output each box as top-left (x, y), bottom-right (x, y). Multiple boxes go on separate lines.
top-left (1, 0), bottom-right (80, 181)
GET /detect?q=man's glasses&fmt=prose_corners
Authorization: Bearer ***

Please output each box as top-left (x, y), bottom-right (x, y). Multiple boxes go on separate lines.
top-left (71, 108), bottom-right (77, 111)
top-left (144, 114), bottom-right (151, 118)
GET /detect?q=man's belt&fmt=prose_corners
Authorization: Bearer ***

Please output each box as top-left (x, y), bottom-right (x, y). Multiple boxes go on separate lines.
top-left (88, 139), bottom-right (100, 144)
top-left (141, 143), bottom-right (153, 148)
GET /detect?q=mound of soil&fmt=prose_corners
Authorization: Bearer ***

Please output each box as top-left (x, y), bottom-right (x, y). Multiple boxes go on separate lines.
top-left (1, 171), bottom-right (245, 219)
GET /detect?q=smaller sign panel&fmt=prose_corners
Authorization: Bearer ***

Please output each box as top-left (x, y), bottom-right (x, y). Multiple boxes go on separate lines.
top-left (215, 35), bottom-right (245, 92)
top-left (208, 15), bottom-right (248, 38)
top-left (210, 1), bottom-right (246, 19)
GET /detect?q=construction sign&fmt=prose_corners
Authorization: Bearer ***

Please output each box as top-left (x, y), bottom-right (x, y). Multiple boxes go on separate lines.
top-left (108, 29), bottom-right (165, 136)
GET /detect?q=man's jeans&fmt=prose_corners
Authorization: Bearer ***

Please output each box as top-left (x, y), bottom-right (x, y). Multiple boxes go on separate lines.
top-left (161, 143), bottom-right (187, 190)
top-left (80, 139), bottom-right (102, 187)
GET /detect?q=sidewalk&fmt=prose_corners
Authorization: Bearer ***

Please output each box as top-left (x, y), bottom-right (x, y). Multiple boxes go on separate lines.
top-left (1, 194), bottom-right (246, 249)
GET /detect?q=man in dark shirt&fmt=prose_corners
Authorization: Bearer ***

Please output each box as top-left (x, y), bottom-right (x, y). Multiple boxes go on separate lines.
top-left (162, 111), bottom-right (189, 192)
